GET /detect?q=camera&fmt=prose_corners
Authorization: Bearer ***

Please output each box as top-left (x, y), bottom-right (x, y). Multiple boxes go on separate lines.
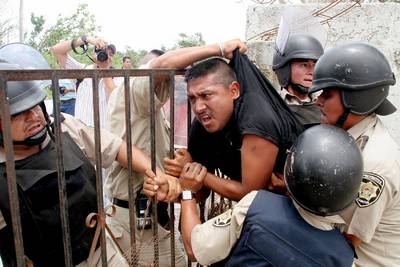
top-left (135, 194), bottom-right (152, 230)
top-left (59, 86), bottom-right (67, 95)
top-left (94, 47), bottom-right (108, 62)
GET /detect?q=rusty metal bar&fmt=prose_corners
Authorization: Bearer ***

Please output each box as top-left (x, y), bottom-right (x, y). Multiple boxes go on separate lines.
top-left (123, 72), bottom-right (137, 262)
top-left (168, 72), bottom-right (176, 267)
top-left (149, 72), bottom-right (159, 266)
top-left (0, 77), bottom-right (25, 267)
top-left (0, 69), bottom-right (176, 81)
top-left (91, 71), bottom-right (107, 266)
top-left (51, 76), bottom-right (73, 267)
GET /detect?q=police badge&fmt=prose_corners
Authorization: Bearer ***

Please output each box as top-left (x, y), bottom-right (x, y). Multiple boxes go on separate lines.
top-left (356, 172), bottom-right (385, 208)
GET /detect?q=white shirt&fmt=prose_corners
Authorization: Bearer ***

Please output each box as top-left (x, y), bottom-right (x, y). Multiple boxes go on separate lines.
top-left (65, 55), bottom-right (108, 127)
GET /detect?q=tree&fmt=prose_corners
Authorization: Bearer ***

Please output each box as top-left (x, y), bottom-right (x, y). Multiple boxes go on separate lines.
top-left (27, 3), bottom-right (100, 67)
top-left (173, 32), bottom-right (205, 48)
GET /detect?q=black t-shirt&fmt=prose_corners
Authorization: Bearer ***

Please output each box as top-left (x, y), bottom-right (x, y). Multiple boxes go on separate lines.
top-left (188, 51), bottom-right (304, 180)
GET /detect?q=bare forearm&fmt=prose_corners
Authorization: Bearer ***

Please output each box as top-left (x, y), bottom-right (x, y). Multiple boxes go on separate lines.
top-left (203, 173), bottom-right (249, 202)
top-left (103, 77), bottom-right (116, 96)
top-left (181, 199), bottom-right (201, 262)
top-left (150, 43), bottom-right (222, 69)
top-left (116, 143), bottom-right (152, 173)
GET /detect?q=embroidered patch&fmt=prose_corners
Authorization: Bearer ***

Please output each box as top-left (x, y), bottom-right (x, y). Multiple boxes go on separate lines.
top-left (212, 209), bottom-right (233, 227)
top-left (356, 172), bottom-right (385, 208)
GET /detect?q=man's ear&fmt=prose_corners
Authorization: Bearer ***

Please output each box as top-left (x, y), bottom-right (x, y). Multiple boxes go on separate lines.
top-left (230, 81), bottom-right (240, 100)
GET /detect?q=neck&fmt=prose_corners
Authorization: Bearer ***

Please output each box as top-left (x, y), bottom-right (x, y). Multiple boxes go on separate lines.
top-left (287, 85), bottom-right (308, 100)
top-left (342, 113), bottom-right (368, 130)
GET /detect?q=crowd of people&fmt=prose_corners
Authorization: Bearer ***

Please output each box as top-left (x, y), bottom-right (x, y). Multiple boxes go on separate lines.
top-left (0, 30), bottom-right (399, 267)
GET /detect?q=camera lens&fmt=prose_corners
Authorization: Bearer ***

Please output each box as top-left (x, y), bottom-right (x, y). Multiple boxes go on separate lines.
top-left (96, 50), bottom-right (108, 62)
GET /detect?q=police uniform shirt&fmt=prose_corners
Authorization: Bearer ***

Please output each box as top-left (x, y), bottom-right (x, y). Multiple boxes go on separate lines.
top-left (104, 65), bottom-right (170, 201)
top-left (0, 113), bottom-right (123, 230)
top-left (191, 191), bottom-right (346, 266)
top-left (279, 87), bottom-right (318, 106)
top-left (341, 114), bottom-right (400, 267)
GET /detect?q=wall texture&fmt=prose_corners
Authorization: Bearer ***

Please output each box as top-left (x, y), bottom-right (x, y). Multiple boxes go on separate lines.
top-left (246, 2), bottom-right (400, 143)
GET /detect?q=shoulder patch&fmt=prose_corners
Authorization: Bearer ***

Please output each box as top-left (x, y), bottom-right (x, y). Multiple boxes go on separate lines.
top-left (356, 172), bottom-right (385, 208)
top-left (212, 209), bottom-right (233, 227)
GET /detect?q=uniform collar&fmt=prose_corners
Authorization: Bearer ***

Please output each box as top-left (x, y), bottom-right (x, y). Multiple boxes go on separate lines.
top-left (280, 87), bottom-right (317, 105)
top-left (293, 201), bottom-right (346, 231)
top-left (347, 114), bottom-right (378, 140)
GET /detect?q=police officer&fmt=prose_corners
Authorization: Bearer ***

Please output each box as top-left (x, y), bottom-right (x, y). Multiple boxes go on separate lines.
top-left (147, 124), bottom-right (362, 266)
top-left (0, 61), bottom-right (168, 266)
top-left (272, 34), bottom-right (324, 126)
top-left (310, 42), bottom-right (400, 266)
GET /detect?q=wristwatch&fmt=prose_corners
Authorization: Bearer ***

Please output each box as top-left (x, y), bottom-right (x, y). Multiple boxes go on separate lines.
top-left (181, 190), bottom-right (196, 201)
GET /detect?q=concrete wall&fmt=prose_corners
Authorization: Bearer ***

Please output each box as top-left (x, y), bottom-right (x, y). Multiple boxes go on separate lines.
top-left (245, 3), bottom-right (400, 144)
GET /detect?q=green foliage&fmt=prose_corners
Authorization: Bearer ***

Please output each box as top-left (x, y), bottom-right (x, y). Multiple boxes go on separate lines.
top-left (173, 32), bottom-right (205, 48)
top-left (112, 47), bottom-right (147, 68)
top-left (27, 3), bottom-right (100, 68)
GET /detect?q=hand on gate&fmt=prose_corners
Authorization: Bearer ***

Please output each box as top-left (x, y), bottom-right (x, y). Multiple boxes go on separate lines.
top-left (179, 162), bottom-right (207, 193)
top-left (143, 169), bottom-right (181, 202)
top-left (164, 148), bottom-right (193, 177)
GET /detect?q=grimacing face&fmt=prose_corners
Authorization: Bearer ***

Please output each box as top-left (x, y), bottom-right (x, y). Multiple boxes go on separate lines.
top-left (0, 105), bottom-right (46, 143)
top-left (290, 59), bottom-right (316, 88)
top-left (187, 74), bottom-right (240, 133)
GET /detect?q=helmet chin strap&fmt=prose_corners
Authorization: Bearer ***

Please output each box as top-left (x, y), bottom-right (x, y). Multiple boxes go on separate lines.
top-left (335, 109), bottom-right (351, 128)
top-left (0, 102), bottom-right (52, 148)
top-left (290, 83), bottom-right (309, 95)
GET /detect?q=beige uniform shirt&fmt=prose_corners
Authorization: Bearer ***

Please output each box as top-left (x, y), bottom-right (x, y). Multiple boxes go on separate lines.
top-left (279, 87), bottom-right (318, 105)
top-left (0, 113), bottom-right (123, 230)
top-left (191, 191), bottom-right (346, 266)
top-left (105, 73), bottom-right (170, 200)
top-left (340, 114), bottom-right (400, 267)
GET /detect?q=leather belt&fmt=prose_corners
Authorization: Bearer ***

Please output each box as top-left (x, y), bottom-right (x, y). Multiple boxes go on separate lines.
top-left (112, 198), bottom-right (129, 209)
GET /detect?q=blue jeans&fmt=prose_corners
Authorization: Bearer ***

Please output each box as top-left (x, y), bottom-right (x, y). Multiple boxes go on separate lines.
top-left (60, 98), bottom-right (76, 116)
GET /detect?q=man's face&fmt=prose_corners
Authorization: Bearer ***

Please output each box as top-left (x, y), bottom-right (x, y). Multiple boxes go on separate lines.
top-left (188, 74), bottom-right (239, 133)
top-left (0, 105), bottom-right (46, 143)
top-left (123, 59), bottom-right (132, 69)
top-left (316, 89), bottom-right (345, 125)
top-left (290, 59), bottom-right (316, 88)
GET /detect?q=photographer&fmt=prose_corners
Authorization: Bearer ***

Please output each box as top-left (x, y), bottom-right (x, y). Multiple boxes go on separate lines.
top-left (51, 36), bottom-right (117, 128)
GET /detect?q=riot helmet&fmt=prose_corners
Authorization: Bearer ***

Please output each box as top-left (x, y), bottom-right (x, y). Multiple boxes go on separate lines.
top-left (284, 124), bottom-right (363, 216)
top-left (310, 43), bottom-right (396, 118)
top-left (272, 34), bottom-right (323, 93)
top-left (0, 43), bottom-right (51, 147)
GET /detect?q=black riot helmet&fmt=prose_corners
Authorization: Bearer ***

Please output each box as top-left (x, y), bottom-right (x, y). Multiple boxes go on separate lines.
top-left (272, 34), bottom-right (323, 93)
top-left (284, 124), bottom-right (363, 216)
top-left (310, 42), bottom-right (396, 117)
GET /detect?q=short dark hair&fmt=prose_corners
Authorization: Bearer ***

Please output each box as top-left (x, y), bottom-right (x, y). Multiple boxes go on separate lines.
top-left (106, 44), bottom-right (116, 55)
top-left (184, 58), bottom-right (237, 87)
top-left (149, 49), bottom-right (164, 57)
top-left (122, 56), bottom-right (131, 62)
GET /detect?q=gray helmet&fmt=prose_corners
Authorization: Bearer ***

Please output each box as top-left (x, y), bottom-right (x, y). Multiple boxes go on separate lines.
top-left (0, 62), bottom-right (46, 116)
top-left (310, 42), bottom-right (396, 116)
top-left (272, 34), bottom-right (324, 88)
top-left (284, 124), bottom-right (363, 216)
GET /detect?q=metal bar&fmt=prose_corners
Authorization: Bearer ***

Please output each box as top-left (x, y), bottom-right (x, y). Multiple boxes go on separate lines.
top-left (0, 77), bottom-right (25, 267)
top-left (149, 72), bottom-right (159, 266)
top-left (51, 76), bottom-right (73, 267)
top-left (168, 71), bottom-right (176, 267)
top-left (123, 72), bottom-right (136, 263)
top-left (0, 69), bottom-right (177, 81)
top-left (186, 88), bottom-right (192, 267)
top-left (91, 71), bottom-right (107, 266)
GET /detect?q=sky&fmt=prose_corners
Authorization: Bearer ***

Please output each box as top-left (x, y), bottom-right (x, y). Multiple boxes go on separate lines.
top-left (4, 0), bottom-right (249, 52)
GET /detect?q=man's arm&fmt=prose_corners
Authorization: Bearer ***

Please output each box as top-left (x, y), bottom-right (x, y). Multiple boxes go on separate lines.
top-left (51, 36), bottom-right (107, 68)
top-left (204, 135), bottom-right (278, 201)
top-left (149, 39), bottom-right (247, 89)
top-left (181, 199), bottom-right (201, 262)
